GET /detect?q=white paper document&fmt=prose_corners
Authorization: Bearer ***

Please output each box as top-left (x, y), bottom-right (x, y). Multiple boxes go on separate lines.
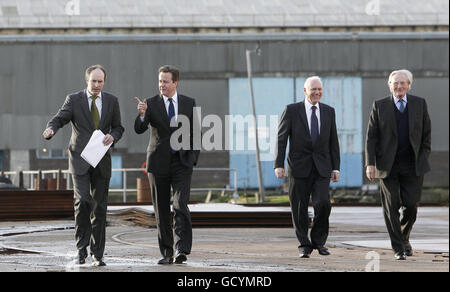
top-left (81, 130), bottom-right (111, 168)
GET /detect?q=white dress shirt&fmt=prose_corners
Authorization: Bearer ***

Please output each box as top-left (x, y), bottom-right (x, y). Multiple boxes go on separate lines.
top-left (87, 90), bottom-right (102, 118)
top-left (393, 94), bottom-right (408, 111)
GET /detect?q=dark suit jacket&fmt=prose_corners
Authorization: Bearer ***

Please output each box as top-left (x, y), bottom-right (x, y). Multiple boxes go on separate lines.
top-left (134, 94), bottom-right (200, 175)
top-left (46, 90), bottom-right (124, 178)
top-left (275, 101), bottom-right (340, 178)
top-left (365, 94), bottom-right (431, 178)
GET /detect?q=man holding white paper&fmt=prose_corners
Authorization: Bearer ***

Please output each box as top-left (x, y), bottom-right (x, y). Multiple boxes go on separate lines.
top-left (81, 130), bottom-right (113, 168)
top-left (43, 65), bottom-right (124, 266)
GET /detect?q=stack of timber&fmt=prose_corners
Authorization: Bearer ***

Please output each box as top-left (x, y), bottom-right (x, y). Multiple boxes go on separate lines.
top-left (0, 190), bottom-right (74, 221)
top-left (107, 205), bottom-right (294, 228)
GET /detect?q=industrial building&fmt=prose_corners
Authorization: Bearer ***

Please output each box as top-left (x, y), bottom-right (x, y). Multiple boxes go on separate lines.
top-left (0, 0), bottom-right (448, 193)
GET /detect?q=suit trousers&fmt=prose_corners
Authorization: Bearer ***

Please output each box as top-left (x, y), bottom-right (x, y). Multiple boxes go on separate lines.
top-left (148, 153), bottom-right (193, 258)
top-left (379, 162), bottom-right (423, 253)
top-left (72, 166), bottom-right (110, 258)
top-left (288, 164), bottom-right (331, 249)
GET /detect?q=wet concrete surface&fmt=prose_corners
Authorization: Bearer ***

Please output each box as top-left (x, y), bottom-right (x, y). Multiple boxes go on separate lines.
top-left (0, 206), bottom-right (448, 272)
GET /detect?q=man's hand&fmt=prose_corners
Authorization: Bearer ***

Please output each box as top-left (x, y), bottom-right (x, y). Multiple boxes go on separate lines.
top-left (331, 171), bottom-right (340, 182)
top-left (135, 97), bottom-right (147, 117)
top-left (42, 128), bottom-right (54, 139)
top-left (275, 168), bottom-right (285, 179)
top-left (103, 134), bottom-right (114, 146)
top-left (366, 165), bottom-right (376, 182)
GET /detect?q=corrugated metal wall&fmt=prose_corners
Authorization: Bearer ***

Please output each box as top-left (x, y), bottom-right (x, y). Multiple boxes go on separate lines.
top-left (0, 35), bottom-right (448, 187)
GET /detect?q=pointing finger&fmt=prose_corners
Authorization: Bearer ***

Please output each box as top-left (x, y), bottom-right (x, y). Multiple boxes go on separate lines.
top-left (134, 97), bottom-right (142, 103)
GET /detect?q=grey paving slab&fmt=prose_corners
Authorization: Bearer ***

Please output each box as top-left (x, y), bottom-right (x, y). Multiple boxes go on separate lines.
top-left (0, 206), bottom-right (448, 272)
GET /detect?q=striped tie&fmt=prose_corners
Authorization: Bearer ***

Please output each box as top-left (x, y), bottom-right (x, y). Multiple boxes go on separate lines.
top-left (398, 99), bottom-right (405, 113)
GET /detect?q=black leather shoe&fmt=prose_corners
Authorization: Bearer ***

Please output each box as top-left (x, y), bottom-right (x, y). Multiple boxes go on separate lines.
top-left (299, 246), bottom-right (313, 258)
top-left (158, 256), bottom-right (174, 265)
top-left (395, 252), bottom-right (406, 260)
top-left (91, 255), bottom-right (106, 266)
top-left (405, 245), bottom-right (413, 256)
top-left (317, 246), bottom-right (331, 256)
top-left (175, 252), bottom-right (188, 264)
top-left (76, 249), bottom-right (88, 264)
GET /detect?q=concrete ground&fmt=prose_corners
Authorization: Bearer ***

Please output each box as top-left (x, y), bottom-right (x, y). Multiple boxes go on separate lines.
top-left (0, 206), bottom-right (448, 272)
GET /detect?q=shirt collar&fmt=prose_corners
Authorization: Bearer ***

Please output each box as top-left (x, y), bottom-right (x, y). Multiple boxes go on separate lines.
top-left (304, 97), bottom-right (320, 111)
top-left (393, 94), bottom-right (407, 104)
top-left (86, 90), bottom-right (102, 100)
top-left (163, 92), bottom-right (178, 104)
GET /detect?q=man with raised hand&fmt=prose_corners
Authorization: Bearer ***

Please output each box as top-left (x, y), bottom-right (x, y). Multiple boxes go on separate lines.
top-left (134, 65), bottom-right (200, 265)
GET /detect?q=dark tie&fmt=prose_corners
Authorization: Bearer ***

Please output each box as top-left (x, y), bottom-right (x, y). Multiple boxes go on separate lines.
top-left (398, 99), bottom-right (405, 113)
top-left (91, 95), bottom-right (100, 130)
top-left (311, 105), bottom-right (319, 145)
top-left (168, 98), bottom-right (176, 153)
top-left (168, 98), bottom-right (175, 126)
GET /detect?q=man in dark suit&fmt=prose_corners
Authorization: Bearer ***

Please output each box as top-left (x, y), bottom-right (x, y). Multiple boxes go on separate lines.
top-left (275, 76), bottom-right (340, 258)
top-left (134, 65), bottom-right (200, 265)
top-left (365, 69), bottom-right (431, 260)
top-left (43, 65), bottom-right (124, 266)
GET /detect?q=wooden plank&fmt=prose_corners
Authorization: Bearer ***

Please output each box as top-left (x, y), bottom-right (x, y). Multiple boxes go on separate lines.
top-left (0, 190), bottom-right (74, 221)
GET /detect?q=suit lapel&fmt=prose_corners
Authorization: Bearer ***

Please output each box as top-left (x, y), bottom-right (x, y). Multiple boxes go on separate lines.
top-left (407, 95), bottom-right (417, 137)
top-left (157, 94), bottom-right (170, 127)
top-left (177, 95), bottom-right (188, 119)
top-left (81, 90), bottom-right (95, 129)
top-left (386, 96), bottom-right (398, 136)
top-left (319, 104), bottom-right (328, 141)
top-left (298, 102), bottom-right (311, 138)
top-left (99, 92), bottom-right (110, 129)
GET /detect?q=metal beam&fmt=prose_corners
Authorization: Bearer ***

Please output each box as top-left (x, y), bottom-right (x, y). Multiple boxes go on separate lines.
top-left (0, 32), bottom-right (448, 43)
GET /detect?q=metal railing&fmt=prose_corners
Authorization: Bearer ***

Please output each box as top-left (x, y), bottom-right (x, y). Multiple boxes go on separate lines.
top-left (1, 167), bottom-right (238, 203)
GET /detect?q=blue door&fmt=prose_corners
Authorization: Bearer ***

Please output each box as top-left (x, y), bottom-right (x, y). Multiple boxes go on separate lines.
top-left (109, 154), bottom-right (123, 188)
top-left (229, 78), bottom-right (294, 188)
